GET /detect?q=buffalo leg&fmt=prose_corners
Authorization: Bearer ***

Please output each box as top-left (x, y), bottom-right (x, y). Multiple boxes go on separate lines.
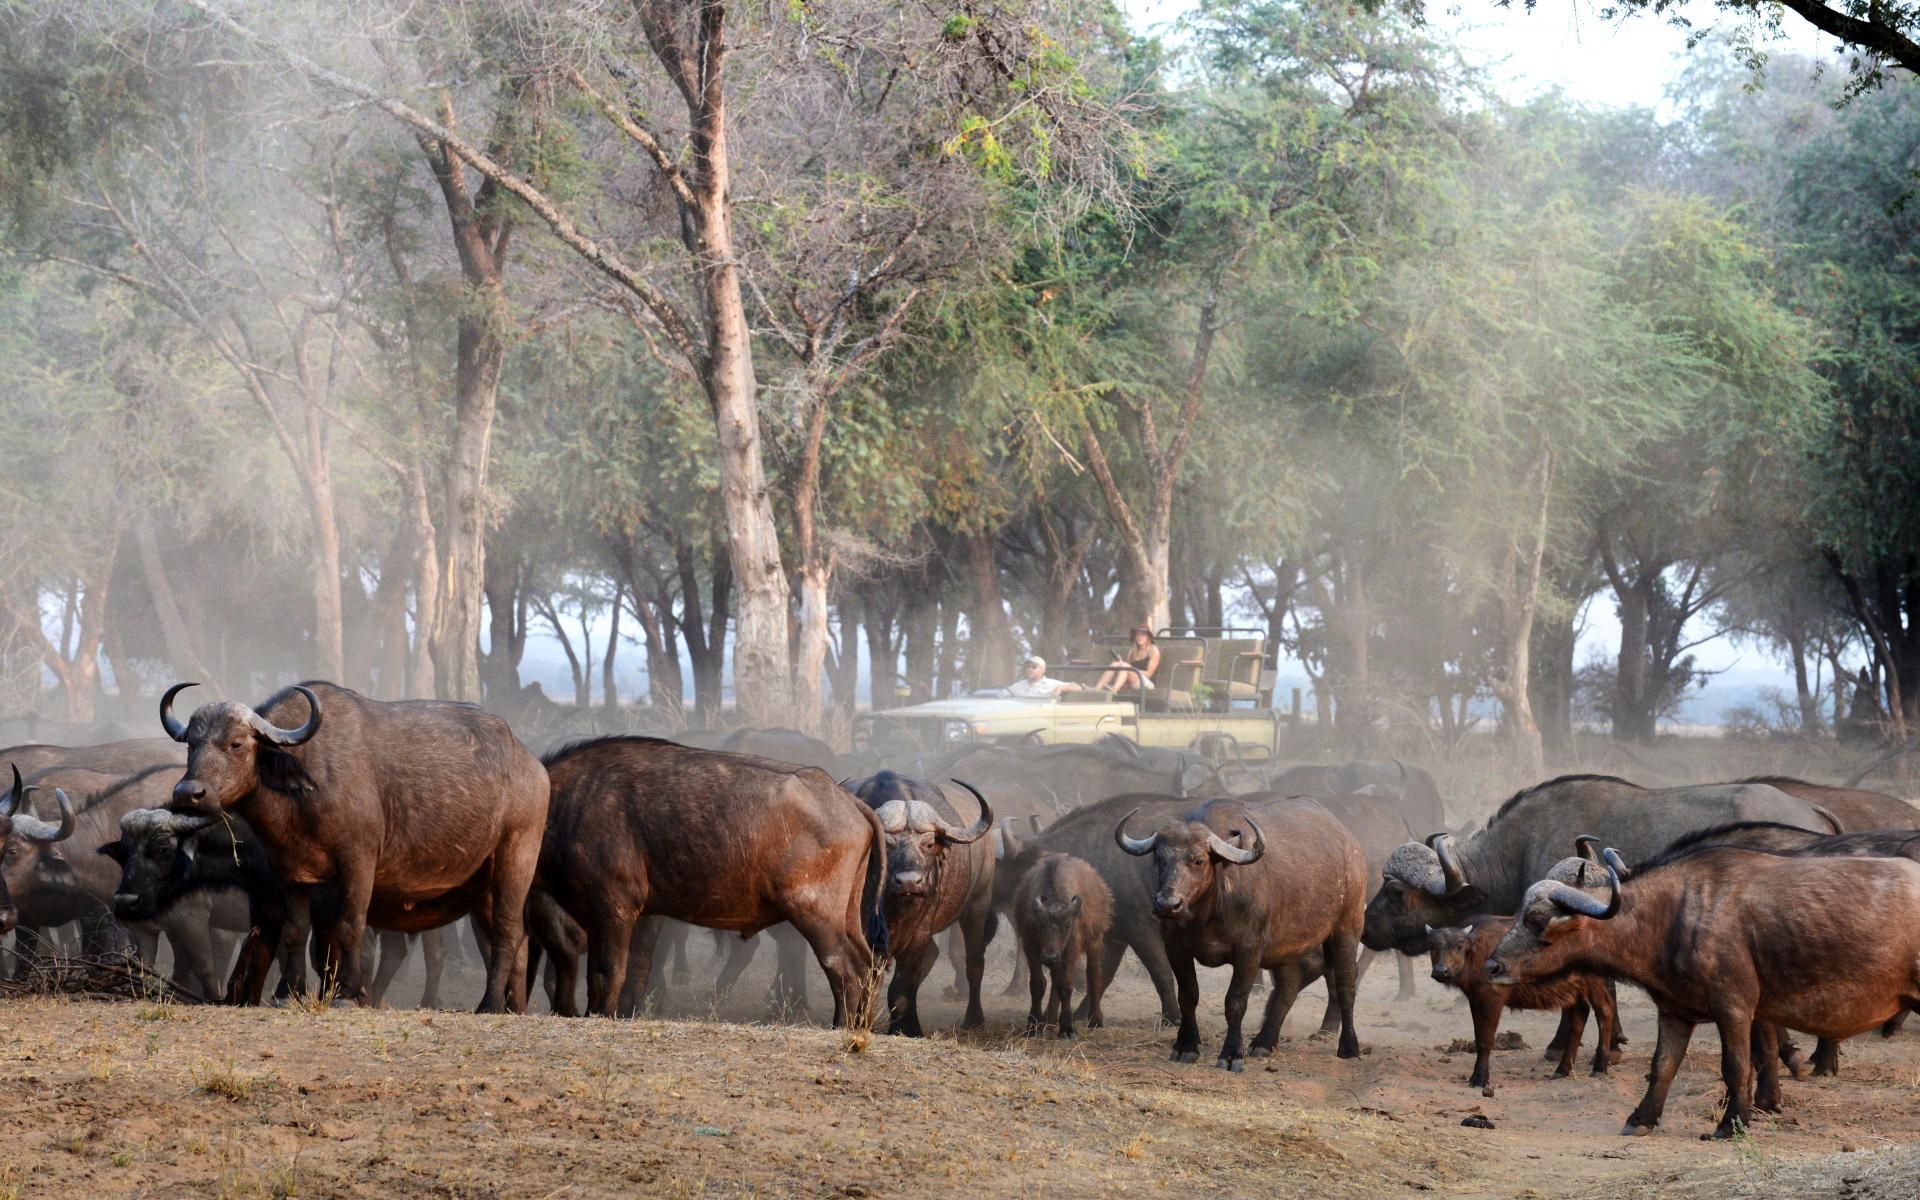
top-left (1544, 1008), bottom-right (1576, 1061)
top-left (475, 822), bottom-right (540, 1015)
top-left (959, 900), bottom-right (991, 1030)
top-left (788, 903), bottom-right (874, 1030)
top-left (1811, 1036), bottom-right (1842, 1077)
top-left (369, 931), bottom-right (410, 1007)
top-left (1002, 928), bottom-right (1030, 996)
top-left (1251, 961), bottom-right (1306, 1057)
top-left (661, 920), bottom-right (692, 988)
top-left (1711, 1010), bottom-right (1757, 1139)
top-left (1752, 1023), bottom-right (1784, 1114)
top-left (1553, 998), bottom-right (1591, 1078)
top-left (1052, 952), bottom-right (1078, 1041)
top-left (1326, 929), bottom-right (1361, 1059)
top-left (768, 924), bottom-right (814, 1018)
top-left (619, 917), bottom-right (664, 1018)
top-left (1125, 919), bottom-right (1183, 1027)
top-left (420, 928), bottom-right (445, 1009)
top-left (1395, 952), bottom-right (1416, 1001)
top-left (1023, 935), bottom-right (1048, 1035)
top-left (1169, 951), bottom-right (1202, 1063)
top-left (326, 867), bottom-right (375, 1005)
top-left (712, 933), bottom-right (760, 1003)
top-left (1588, 980), bottom-right (1618, 1076)
top-left (1624, 1011), bottom-right (1696, 1135)
top-left (1217, 954), bottom-right (1262, 1071)
top-left (226, 925), bottom-right (277, 1006)
top-left (585, 909), bottom-right (637, 1018)
top-left (1467, 994), bottom-right (1506, 1088)
top-left (945, 928), bottom-right (967, 1000)
top-left (1076, 935), bottom-right (1130, 1025)
top-left (885, 939), bottom-right (933, 1037)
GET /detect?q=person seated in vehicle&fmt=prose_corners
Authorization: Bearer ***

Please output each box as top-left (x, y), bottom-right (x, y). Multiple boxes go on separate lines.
top-left (1095, 625), bottom-right (1160, 693)
top-left (1006, 655), bottom-right (1083, 698)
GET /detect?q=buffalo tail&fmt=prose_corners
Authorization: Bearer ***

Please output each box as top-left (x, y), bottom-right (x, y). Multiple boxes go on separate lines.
top-left (860, 802), bottom-right (890, 961)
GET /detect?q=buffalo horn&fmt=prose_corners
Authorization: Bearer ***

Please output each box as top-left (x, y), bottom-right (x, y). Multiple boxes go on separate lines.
top-left (1425, 832), bottom-right (1469, 897)
top-left (1544, 865), bottom-right (1621, 920)
top-left (247, 685), bottom-right (322, 747)
top-left (1208, 814), bottom-right (1265, 865)
top-left (1573, 833), bottom-right (1603, 863)
top-left (0, 764), bottom-right (22, 818)
top-left (1028, 814), bottom-right (1044, 835)
top-left (1114, 807), bottom-right (1159, 856)
top-left (937, 780), bottom-right (993, 844)
top-left (159, 681), bottom-right (197, 742)
top-left (1601, 847), bottom-right (1632, 881)
top-left (13, 788), bottom-right (74, 844)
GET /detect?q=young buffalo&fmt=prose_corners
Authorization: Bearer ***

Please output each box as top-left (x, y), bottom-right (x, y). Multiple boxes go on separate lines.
top-left (1014, 852), bottom-right (1113, 1039)
top-left (1426, 915), bottom-right (1616, 1088)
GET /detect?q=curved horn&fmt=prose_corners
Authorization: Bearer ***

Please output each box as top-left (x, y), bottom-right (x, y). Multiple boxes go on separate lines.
top-left (1573, 833), bottom-right (1603, 863)
top-left (1208, 814), bottom-right (1265, 865)
top-left (13, 788), bottom-right (74, 843)
top-left (1028, 814), bottom-right (1044, 835)
top-left (159, 681), bottom-right (197, 742)
top-left (936, 780), bottom-right (993, 844)
top-left (1601, 847), bottom-right (1633, 881)
top-left (1114, 807), bottom-right (1159, 856)
top-left (0, 764), bottom-right (22, 818)
top-left (1542, 866), bottom-right (1621, 920)
top-left (247, 685), bottom-right (322, 747)
top-left (1425, 832), bottom-right (1469, 896)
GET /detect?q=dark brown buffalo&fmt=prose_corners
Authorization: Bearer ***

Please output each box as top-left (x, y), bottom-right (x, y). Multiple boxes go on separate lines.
top-left (1427, 911), bottom-right (1617, 1088)
top-left (161, 681), bottom-right (548, 1012)
top-left (0, 739), bottom-right (183, 781)
top-left (1486, 843), bottom-right (1920, 1139)
top-left (850, 771), bottom-right (993, 1035)
top-left (535, 736), bottom-right (887, 1026)
top-left (924, 736), bottom-right (1220, 816)
top-left (1733, 776), bottom-right (1917, 832)
top-left (1118, 794), bottom-right (1366, 1069)
top-left (1012, 851), bottom-right (1112, 1039)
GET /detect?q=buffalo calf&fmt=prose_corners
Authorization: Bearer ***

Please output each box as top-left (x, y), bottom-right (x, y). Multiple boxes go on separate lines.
top-left (1426, 916), bottom-right (1616, 1088)
top-left (1013, 852), bottom-right (1113, 1039)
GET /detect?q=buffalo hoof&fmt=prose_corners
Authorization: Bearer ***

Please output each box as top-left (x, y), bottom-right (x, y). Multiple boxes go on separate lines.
top-left (1059, 1030), bottom-right (1078, 1042)
top-left (1217, 1056), bottom-right (1244, 1072)
top-left (1755, 1097), bottom-right (1782, 1115)
top-left (1171, 1050), bottom-right (1199, 1064)
top-left (960, 1014), bottom-right (985, 1031)
top-left (1023, 1023), bottom-right (1042, 1038)
top-left (1468, 1076), bottom-right (1490, 1090)
top-left (1248, 1044), bottom-right (1275, 1059)
top-left (1620, 1122), bottom-right (1656, 1137)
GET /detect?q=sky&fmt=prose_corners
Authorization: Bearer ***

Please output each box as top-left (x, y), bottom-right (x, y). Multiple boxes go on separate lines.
top-left (517, 0), bottom-right (1856, 725)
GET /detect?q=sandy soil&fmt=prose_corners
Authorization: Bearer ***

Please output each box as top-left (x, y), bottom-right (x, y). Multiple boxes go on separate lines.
top-left (5, 927), bottom-right (1918, 1200)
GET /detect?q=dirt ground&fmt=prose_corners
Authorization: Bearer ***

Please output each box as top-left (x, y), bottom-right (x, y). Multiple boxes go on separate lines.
top-left (4, 926), bottom-right (1918, 1200)
top-left (7, 736), bottom-right (1919, 1199)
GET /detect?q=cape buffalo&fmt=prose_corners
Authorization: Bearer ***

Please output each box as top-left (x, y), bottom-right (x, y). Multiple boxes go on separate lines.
top-left (850, 771), bottom-right (993, 1036)
top-left (1361, 774), bottom-right (1840, 956)
top-left (1486, 844), bottom-right (1920, 1139)
top-left (1732, 775), bottom-right (1917, 832)
top-left (0, 739), bottom-right (183, 781)
top-left (1013, 851), bottom-right (1112, 1039)
top-left (161, 681), bottom-right (548, 1012)
top-left (0, 765), bottom-right (76, 936)
top-left (1118, 794), bottom-right (1366, 1069)
top-left (536, 736), bottom-right (887, 1026)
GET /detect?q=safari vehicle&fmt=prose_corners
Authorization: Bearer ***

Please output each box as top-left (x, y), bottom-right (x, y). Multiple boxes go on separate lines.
top-left (856, 627), bottom-right (1282, 763)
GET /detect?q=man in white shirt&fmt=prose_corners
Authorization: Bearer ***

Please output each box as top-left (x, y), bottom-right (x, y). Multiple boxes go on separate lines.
top-left (1005, 655), bottom-right (1082, 698)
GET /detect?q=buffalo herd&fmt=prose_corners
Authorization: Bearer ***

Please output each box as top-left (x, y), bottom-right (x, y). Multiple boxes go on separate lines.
top-left (4, 678), bottom-right (1920, 1141)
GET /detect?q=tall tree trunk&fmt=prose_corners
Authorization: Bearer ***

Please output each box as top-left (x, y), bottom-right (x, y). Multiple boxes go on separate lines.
top-left (901, 587), bottom-right (937, 702)
top-left (480, 549), bottom-right (522, 704)
top-left (831, 599), bottom-right (860, 723)
top-left (964, 533), bottom-right (1015, 692)
top-left (349, 519), bottom-right (416, 696)
top-left (1489, 448), bottom-right (1554, 776)
top-left (863, 587), bottom-right (897, 710)
top-left (603, 582), bottom-right (622, 710)
top-left (301, 451), bottom-right (346, 682)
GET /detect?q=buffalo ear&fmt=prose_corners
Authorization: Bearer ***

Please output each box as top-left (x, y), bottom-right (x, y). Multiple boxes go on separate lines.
top-left (98, 842), bottom-right (125, 863)
top-left (1453, 885), bottom-right (1488, 912)
top-left (1543, 912), bottom-right (1579, 939)
top-left (1069, 894), bottom-right (1082, 913)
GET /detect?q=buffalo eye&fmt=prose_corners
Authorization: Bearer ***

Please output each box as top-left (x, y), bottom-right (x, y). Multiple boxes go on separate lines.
top-left (228, 739), bottom-right (245, 752)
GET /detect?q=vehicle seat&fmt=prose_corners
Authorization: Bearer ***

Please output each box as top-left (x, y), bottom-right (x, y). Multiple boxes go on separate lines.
top-left (1202, 638), bottom-right (1266, 709)
top-left (1149, 655), bottom-right (1206, 712)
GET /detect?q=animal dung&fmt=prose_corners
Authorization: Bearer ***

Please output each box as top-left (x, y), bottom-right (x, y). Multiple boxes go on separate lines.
top-left (1460, 1115), bottom-right (1496, 1130)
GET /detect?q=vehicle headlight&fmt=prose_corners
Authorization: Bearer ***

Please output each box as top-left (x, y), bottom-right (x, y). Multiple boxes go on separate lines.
top-left (944, 720), bottom-right (970, 740)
